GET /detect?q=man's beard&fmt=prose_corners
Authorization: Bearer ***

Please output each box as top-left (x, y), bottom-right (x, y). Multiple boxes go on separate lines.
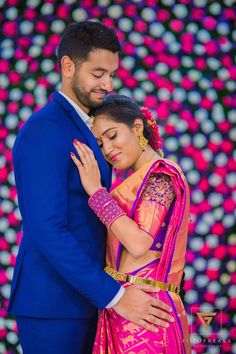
top-left (72, 79), bottom-right (105, 110)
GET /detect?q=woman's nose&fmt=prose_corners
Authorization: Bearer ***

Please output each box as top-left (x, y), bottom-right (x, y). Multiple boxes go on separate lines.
top-left (103, 141), bottom-right (113, 156)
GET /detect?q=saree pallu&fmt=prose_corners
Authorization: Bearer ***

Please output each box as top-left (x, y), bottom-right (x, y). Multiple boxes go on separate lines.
top-left (93, 158), bottom-right (191, 354)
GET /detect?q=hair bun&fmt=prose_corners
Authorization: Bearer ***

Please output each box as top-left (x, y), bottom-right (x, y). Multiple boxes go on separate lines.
top-left (140, 107), bottom-right (162, 152)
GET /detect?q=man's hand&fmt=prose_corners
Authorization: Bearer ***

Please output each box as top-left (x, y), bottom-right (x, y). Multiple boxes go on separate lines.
top-left (112, 284), bottom-right (174, 332)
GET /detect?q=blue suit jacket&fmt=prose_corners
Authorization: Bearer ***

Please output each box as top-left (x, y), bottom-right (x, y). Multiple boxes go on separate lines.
top-left (8, 92), bottom-right (120, 318)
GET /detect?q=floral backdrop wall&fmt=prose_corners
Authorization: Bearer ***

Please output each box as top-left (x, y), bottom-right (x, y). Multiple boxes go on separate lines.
top-left (0, 0), bottom-right (235, 353)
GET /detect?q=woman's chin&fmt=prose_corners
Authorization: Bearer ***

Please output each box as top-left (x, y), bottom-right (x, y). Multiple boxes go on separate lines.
top-left (111, 161), bottom-right (132, 171)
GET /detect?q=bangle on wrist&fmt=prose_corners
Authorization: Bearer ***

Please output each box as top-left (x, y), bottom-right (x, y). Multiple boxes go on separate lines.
top-left (88, 188), bottom-right (126, 228)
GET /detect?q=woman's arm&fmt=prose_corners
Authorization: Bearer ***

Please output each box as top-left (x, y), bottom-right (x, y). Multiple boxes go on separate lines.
top-left (71, 140), bottom-right (175, 258)
top-left (105, 174), bottom-right (175, 258)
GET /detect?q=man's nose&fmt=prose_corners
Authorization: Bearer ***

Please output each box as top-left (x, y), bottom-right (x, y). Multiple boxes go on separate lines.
top-left (100, 76), bottom-right (113, 92)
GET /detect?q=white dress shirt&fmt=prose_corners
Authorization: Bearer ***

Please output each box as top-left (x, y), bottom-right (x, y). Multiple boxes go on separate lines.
top-left (58, 91), bottom-right (125, 308)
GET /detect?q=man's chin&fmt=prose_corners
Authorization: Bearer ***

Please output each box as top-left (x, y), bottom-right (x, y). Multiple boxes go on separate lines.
top-left (89, 98), bottom-right (105, 108)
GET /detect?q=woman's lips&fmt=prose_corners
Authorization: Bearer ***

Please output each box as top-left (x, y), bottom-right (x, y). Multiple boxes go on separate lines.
top-left (110, 153), bottom-right (120, 162)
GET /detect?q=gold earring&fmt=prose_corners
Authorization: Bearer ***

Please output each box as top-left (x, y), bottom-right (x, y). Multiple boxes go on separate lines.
top-left (138, 132), bottom-right (148, 151)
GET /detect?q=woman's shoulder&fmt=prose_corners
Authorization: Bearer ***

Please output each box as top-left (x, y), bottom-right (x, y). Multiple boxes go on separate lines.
top-left (141, 172), bottom-right (176, 206)
top-left (151, 157), bottom-right (185, 177)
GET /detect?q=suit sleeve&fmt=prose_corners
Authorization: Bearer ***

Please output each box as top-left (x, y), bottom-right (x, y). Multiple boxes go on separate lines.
top-left (13, 118), bottom-right (120, 309)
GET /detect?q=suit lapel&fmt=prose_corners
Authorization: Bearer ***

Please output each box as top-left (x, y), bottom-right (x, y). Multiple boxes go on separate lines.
top-left (53, 92), bottom-right (111, 190)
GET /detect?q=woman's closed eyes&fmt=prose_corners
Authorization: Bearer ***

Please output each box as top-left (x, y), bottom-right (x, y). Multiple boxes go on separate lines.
top-left (97, 133), bottom-right (117, 148)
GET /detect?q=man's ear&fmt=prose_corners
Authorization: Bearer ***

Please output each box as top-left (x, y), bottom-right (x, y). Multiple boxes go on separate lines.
top-left (61, 55), bottom-right (75, 78)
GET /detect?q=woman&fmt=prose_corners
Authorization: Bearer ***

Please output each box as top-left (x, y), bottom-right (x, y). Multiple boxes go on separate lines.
top-left (71, 95), bottom-right (191, 353)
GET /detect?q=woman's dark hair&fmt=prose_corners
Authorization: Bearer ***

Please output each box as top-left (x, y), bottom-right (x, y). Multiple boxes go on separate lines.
top-left (57, 21), bottom-right (121, 68)
top-left (90, 94), bottom-right (154, 147)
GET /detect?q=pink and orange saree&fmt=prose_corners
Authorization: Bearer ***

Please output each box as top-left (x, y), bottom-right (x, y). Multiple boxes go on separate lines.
top-left (93, 158), bottom-right (191, 354)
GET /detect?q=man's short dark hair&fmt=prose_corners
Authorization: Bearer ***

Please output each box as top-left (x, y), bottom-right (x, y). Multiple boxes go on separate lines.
top-left (57, 21), bottom-right (121, 68)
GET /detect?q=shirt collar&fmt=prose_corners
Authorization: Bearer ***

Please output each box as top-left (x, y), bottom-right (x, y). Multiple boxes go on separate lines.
top-left (58, 91), bottom-right (91, 124)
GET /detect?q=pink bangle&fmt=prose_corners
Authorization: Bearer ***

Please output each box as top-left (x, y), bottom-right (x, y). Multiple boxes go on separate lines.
top-left (88, 188), bottom-right (126, 228)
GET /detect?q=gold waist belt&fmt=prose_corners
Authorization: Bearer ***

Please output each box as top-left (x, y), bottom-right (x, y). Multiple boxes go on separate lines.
top-left (105, 266), bottom-right (180, 295)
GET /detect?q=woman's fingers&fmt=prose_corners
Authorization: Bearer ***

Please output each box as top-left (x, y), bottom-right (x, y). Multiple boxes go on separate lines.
top-left (78, 141), bottom-right (97, 165)
top-left (71, 140), bottom-right (102, 196)
top-left (71, 139), bottom-right (99, 171)
top-left (73, 139), bottom-right (91, 166)
top-left (76, 140), bottom-right (94, 159)
top-left (70, 152), bottom-right (82, 169)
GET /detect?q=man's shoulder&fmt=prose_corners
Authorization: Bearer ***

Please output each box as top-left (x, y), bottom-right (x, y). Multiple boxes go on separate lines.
top-left (19, 98), bottom-right (65, 131)
top-left (14, 102), bottom-right (65, 149)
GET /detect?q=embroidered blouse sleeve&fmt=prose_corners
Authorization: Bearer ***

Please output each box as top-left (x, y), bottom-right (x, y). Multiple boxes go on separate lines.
top-left (133, 173), bottom-right (176, 239)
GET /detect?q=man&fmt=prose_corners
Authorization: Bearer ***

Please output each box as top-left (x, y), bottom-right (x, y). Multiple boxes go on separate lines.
top-left (8, 21), bottom-right (173, 354)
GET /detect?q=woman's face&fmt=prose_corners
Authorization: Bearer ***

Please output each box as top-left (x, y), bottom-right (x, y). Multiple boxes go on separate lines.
top-left (91, 114), bottom-right (143, 170)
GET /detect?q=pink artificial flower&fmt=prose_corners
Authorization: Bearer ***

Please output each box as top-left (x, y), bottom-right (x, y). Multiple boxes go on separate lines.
top-left (157, 9), bottom-right (170, 22)
top-left (43, 44), bottom-right (54, 56)
top-left (204, 292), bottom-right (216, 303)
top-left (8, 71), bottom-right (21, 85)
top-left (102, 18), bottom-right (115, 28)
top-left (0, 271), bottom-right (8, 285)
top-left (17, 37), bottom-right (30, 48)
top-left (191, 8), bottom-right (205, 21)
top-left (124, 4), bottom-right (137, 17)
top-left (35, 20), bottom-right (49, 33)
top-left (125, 77), bottom-right (138, 89)
top-left (90, 7), bottom-right (101, 17)
top-left (221, 341), bottom-right (232, 352)
top-left (143, 95), bottom-right (157, 108)
top-left (48, 34), bottom-right (61, 47)
top-left (198, 178), bottom-right (210, 192)
top-left (200, 97), bottom-right (214, 110)
top-left (199, 244), bottom-right (211, 257)
top-left (29, 60), bottom-right (39, 73)
top-left (22, 93), bottom-right (35, 106)
top-left (143, 55), bottom-right (156, 67)
top-left (24, 8), bottom-right (36, 20)
top-left (0, 167), bottom-right (8, 182)
top-left (213, 245), bottom-right (227, 259)
top-left (211, 222), bottom-right (225, 236)
top-left (0, 89), bottom-right (8, 101)
top-left (183, 279), bottom-right (194, 291)
top-left (150, 39), bottom-right (166, 54)
top-left (123, 42), bottom-right (135, 55)
top-left (195, 57), bottom-right (207, 70)
top-left (229, 66), bottom-right (236, 80)
top-left (212, 78), bottom-right (225, 90)
top-left (0, 239), bottom-right (9, 251)
top-left (156, 102), bottom-right (169, 119)
top-left (0, 59), bottom-right (10, 73)
top-left (206, 269), bottom-right (219, 280)
top-left (135, 20), bottom-right (147, 32)
top-left (170, 19), bottom-right (184, 32)
top-left (181, 77), bottom-right (195, 90)
top-left (204, 40), bottom-right (218, 56)
top-left (185, 250), bottom-right (196, 263)
top-left (7, 102), bottom-right (19, 114)
top-left (223, 8), bottom-right (236, 20)
top-left (203, 16), bottom-right (217, 30)
top-left (221, 54), bottom-right (233, 68)
top-left (3, 21), bottom-right (18, 36)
